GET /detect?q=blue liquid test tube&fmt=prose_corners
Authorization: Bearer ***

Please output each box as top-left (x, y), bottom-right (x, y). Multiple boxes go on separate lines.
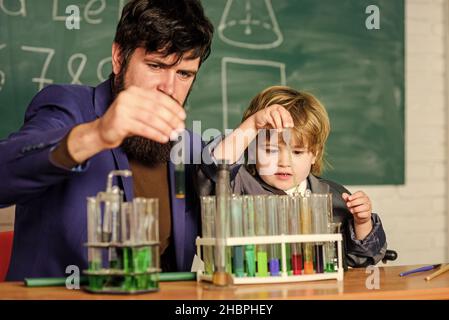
top-left (266, 196), bottom-right (280, 276)
top-left (231, 195), bottom-right (245, 277)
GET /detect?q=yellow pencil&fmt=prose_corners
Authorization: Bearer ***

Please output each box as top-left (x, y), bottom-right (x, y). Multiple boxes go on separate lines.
top-left (425, 263), bottom-right (449, 281)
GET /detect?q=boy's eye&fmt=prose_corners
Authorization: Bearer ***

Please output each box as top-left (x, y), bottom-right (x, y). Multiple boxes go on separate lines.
top-left (265, 148), bottom-right (279, 154)
top-left (293, 150), bottom-right (304, 155)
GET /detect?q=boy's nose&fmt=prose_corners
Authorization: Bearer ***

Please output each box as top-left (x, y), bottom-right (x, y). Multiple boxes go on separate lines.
top-left (278, 150), bottom-right (291, 167)
top-left (157, 70), bottom-right (176, 97)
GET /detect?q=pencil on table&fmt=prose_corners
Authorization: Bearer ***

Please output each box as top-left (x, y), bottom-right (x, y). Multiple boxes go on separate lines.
top-left (425, 264), bottom-right (449, 281)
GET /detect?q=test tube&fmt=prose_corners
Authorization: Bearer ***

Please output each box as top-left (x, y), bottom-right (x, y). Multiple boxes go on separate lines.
top-left (254, 195), bottom-right (268, 277)
top-left (242, 195), bottom-right (256, 277)
top-left (266, 196), bottom-right (280, 276)
top-left (290, 195), bottom-right (303, 275)
top-left (132, 198), bottom-right (154, 290)
top-left (172, 131), bottom-right (186, 199)
top-left (311, 194), bottom-right (330, 274)
top-left (108, 187), bottom-right (121, 269)
top-left (301, 191), bottom-right (314, 274)
top-left (213, 164), bottom-right (232, 286)
top-left (144, 198), bottom-right (159, 272)
top-left (120, 202), bottom-right (134, 289)
top-left (277, 195), bottom-right (290, 275)
top-left (200, 196), bottom-right (215, 275)
top-left (231, 195), bottom-right (245, 277)
top-left (325, 194), bottom-right (336, 272)
top-left (87, 197), bottom-right (102, 271)
top-left (327, 222), bottom-right (341, 273)
top-left (132, 198), bottom-right (148, 289)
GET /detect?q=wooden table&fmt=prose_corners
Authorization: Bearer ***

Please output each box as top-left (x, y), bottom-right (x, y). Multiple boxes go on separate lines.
top-left (0, 265), bottom-right (448, 300)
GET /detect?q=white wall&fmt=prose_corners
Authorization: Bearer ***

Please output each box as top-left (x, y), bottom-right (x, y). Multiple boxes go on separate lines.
top-left (351, 0), bottom-right (449, 266)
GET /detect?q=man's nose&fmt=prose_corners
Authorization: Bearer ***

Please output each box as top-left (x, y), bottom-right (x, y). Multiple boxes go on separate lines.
top-left (157, 70), bottom-right (176, 97)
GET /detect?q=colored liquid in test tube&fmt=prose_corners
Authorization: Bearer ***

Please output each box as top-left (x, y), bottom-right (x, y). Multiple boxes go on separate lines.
top-left (242, 196), bottom-right (256, 277)
top-left (254, 195), bottom-right (268, 277)
top-left (87, 197), bottom-right (102, 272)
top-left (133, 198), bottom-right (155, 289)
top-left (277, 196), bottom-right (290, 275)
top-left (231, 196), bottom-right (245, 277)
top-left (109, 187), bottom-right (122, 269)
top-left (172, 132), bottom-right (186, 199)
top-left (213, 164), bottom-right (232, 286)
top-left (175, 164), bottom-right (185, 199)
top-left (311, 194), bottom-right (330, 274)
top-left (290, 195), bottom-right (303, 275)
top-left (301, 191), bottom-right (314, 274)
top-left (200, 196), bottom-right (215, 275)
top-left (266, 196), bottom-right (280, 276)
top-left (326, 222), bottom-right (341, 273)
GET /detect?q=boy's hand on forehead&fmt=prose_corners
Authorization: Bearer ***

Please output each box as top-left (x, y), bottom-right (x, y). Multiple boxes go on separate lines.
top-left (342, 191), bottom-right (372, 225)
top-left (253, 104), bottom-right (294, 131)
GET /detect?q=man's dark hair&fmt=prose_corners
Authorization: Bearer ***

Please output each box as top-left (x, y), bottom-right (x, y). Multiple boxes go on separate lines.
top-left (114, 0), bottom-right (214, 70)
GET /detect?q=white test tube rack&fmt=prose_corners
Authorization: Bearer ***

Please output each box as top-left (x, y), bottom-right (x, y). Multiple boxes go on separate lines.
top-left (195, 233), bottom-right (343, 284)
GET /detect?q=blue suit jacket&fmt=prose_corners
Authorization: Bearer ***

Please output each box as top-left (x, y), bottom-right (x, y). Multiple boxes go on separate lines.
top-left (0, 80), bottom-right (202, 280)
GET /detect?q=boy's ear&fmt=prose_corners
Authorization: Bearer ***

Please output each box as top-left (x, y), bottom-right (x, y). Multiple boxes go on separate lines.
top-left (311, 151), bottom-right (318, 164)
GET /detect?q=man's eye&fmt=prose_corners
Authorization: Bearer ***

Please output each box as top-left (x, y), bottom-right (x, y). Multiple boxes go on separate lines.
top-left (147, 63), bottom-right (161, 70)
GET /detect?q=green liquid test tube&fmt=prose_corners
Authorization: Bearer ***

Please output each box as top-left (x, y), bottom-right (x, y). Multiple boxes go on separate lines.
top-left (278, 196), bottom-right (290, 274)
top-left (254, 195), bottom-right (268, 277)
top-left (200, 196), bottom-right (216, 275)
top-left (243, 196), bottom-right (256, 277)
top-left (87, 197), bottom-right (104, 291)
top-left (175, 164), bottom-right (185, 199)
top-left (213, 164), bottom-right (232, 286)
top-left (231, 195), bottom-right (245, 277)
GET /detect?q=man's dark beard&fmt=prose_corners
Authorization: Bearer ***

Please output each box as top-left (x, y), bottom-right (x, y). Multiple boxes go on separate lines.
top-left (111, 66), bottom-right (173, 166)
top-left (121, 136), bottom-right (173, 165)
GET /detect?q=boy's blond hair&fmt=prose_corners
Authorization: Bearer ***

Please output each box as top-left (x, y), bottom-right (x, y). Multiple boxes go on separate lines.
top-left (242, 86), bottom-right (330, 176)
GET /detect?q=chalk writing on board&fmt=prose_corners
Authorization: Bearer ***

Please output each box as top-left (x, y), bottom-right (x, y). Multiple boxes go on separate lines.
top-left (97, 57), bottom-right (112, 82)
top-left (221, 57), bottom-right (286, 129)
top-left (0, 0), bottom-right (27, 17)
top-left (218, 0), bottom-right (283, 50)
top-left (68, 53), bottom-right (87, 84)
top-left (0, 43), bottom-right (5, 92)
top-left (20, 46), bottom-right (55, 91)
top-left (52, 0), bottom-right (124, 24)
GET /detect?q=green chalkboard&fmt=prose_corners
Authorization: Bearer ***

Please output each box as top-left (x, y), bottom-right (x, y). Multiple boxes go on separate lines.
top-left (0, 0), bottom-right (404, 185)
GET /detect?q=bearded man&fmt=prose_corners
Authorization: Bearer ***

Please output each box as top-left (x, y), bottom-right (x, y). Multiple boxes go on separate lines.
top-left (0, 0), bottom-right (214, 280)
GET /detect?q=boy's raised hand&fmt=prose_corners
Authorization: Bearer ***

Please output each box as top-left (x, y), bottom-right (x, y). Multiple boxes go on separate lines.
top-left (254, 104), bottom-right (294, 130)
top-left (342, 191), bottom-right (372, 225)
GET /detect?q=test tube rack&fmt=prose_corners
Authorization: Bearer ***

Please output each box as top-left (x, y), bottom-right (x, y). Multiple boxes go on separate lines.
top-left (83, 242), bottom-right (161, 294)
top-left (195, 233), bottom-right (343, 284)
top-left (83, 170), bottom-right (161, 294)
